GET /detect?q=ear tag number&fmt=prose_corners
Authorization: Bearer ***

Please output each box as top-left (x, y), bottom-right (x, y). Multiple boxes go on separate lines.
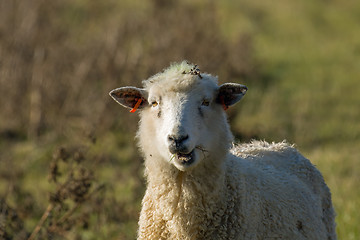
top-left (130, 98), bottom-right (142, 113)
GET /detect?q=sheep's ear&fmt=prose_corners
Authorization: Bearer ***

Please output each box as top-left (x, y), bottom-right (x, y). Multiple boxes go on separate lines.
top-left (216, 83), bottom-right (247, 108)
top-left (109, 87), bottom-right (149, 111)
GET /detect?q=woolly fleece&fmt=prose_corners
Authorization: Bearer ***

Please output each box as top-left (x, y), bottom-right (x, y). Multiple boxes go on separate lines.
top-left (111, 61), bottom-right (336, 240)
top-left (138, 141), bottom-right (336, 239)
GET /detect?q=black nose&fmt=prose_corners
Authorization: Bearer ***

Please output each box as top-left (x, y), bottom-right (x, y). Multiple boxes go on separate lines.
top-left (168, 134), bottom-right (189, 154)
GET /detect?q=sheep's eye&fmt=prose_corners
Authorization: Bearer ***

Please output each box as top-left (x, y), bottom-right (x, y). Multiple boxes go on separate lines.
top-left (201, 99), bottom-right (210, 106)
top-left (152, 101), bottom-right (158, 107)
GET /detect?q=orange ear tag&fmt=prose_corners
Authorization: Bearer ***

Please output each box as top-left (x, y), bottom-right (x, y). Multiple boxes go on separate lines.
top-left (220, 96), bottom-right (229, 111)
top-left (130, 98), bottom-right (142, 113)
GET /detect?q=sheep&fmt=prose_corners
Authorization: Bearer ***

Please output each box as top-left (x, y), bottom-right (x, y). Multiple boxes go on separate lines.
top-left (109, 61), bottom-right (336, 240)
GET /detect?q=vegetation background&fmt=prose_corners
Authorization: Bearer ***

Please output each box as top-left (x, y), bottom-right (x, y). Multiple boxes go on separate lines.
top-left (0, 0), bottom-right (359, 239)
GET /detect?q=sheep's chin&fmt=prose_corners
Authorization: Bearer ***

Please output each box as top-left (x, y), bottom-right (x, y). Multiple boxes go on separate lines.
top-left (172, 150), bottom-right (199, 171)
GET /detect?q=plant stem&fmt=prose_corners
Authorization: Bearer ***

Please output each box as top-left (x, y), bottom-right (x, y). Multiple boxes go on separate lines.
top-left (28, 203), bottom-right (54, 240)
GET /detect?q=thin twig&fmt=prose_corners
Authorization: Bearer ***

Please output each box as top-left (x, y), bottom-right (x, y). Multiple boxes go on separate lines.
top-left (27, 203), bottom-right (54, 240)
top-left (195, 146), bottom-right (209, 160)
top-left (56, 184), bottom-right (105, 225)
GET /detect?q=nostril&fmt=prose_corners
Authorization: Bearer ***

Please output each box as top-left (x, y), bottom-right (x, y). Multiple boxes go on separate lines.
top-left (167, 134), bottom-right (189, 144)
top-left (180, 135), bottom-right (189, 142)
top-left (168, 134), bottom-right (189, 154)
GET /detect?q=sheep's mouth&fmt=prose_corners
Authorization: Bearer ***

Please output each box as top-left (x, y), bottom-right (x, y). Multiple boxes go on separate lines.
top-left (176, 151), bottom-right (195, 166)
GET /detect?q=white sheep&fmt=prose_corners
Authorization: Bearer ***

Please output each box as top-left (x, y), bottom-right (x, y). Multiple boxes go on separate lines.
top-left (109, 61), bottom-right (336, 240)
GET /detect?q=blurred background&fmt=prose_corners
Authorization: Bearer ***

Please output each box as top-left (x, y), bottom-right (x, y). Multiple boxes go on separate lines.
top-left (0, 0), bottom-right (359, 239)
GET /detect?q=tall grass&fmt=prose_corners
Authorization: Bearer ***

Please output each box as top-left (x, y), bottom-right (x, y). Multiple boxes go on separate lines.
top-left (0, 0), bottom-right (359, 239)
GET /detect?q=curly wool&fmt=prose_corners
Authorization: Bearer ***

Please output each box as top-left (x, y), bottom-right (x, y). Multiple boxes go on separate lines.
top-left (110, 61), bottom-right (336, 240)
top-left (137, 140), bottom-right (336, 239)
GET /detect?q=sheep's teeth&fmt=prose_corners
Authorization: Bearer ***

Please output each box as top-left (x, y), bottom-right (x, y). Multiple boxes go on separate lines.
top-left (177, 153), bottom-right (192, 162)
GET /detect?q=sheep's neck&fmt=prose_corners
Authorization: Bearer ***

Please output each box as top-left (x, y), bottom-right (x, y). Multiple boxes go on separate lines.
top-left (145, 159), bottom-right (226, 202)
top-left (145, 159), bottom-right (226, 238)
top-left (170, 171), bottom-right (185, 218)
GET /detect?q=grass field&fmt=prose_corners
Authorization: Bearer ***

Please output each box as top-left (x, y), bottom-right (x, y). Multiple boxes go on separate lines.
top-left (0, 0), bottom-right (359, 239)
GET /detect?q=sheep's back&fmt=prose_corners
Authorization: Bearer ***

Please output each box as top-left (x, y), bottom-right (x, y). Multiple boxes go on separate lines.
top-left (230, 140), bottom-right (327, 196)
top-left (227, 140), bottom-right (336, 239)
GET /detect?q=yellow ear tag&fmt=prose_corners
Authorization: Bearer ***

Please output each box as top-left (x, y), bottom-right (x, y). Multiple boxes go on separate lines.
top-left (130, 99), bottom-right (142, 113)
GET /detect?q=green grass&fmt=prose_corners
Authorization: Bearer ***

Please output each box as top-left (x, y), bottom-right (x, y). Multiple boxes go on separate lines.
top-left (306, 143), bottom-right (360, 239)
top-left (0, 0), bottom-right (359, 239)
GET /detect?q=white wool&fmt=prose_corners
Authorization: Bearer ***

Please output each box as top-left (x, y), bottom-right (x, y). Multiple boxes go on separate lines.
top-left (111, 61), bottom-right (336, 240)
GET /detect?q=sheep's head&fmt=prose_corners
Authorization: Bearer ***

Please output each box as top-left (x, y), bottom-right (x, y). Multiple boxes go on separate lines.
top-left (110, 62), bottom-right (247, 171)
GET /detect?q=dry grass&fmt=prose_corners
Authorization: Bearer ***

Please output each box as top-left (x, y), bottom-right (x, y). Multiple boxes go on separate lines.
top-left (0, 0), bottom-right (359, 239)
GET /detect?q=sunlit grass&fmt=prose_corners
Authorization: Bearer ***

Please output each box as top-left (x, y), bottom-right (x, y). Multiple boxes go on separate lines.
top-left (306, 143), bottom-right (360, 239)
top-left (0, 0), bottom-right (359, 239)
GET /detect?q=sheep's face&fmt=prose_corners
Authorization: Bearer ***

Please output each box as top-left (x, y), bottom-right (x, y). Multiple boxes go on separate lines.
top-left (144, 80), bottom-right (223, 171)
top-left (110, 63), bottom-right (247, 171)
